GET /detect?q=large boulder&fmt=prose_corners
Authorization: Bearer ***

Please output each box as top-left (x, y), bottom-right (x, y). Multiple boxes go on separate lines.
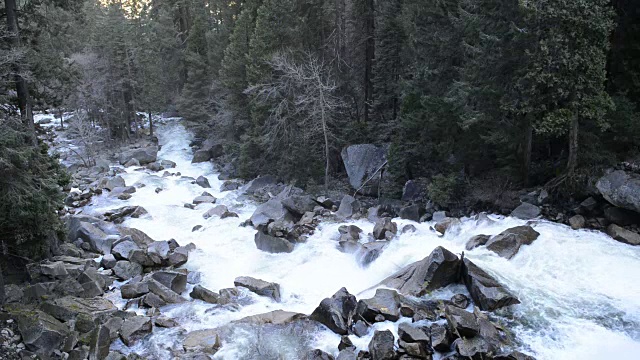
top-left (607, 224), bottom-right (640, 246)
top-left (190, 285), bottom-right (220, 304)
top-left (7, 306), bottom-right (70, 357)
top-left (66, 216), bottom-right (114, 255)
top-left (112, 261), bottom-right (143, 280)
top-left (111, 238), bottom-right (140, 260)
top-left (250, 199), bottom-right (296, 228)
top-left (119, 227), bottom-right (155, 247)
top-left (372, 217), bottom-right (398, 240)
top-left (151, 271), bottom-right (188, 294)
top-left (510, 202), bottom-right (541, 220)
top-left (341, 144), bottom-right (388, 196)
top-left (596, 170), bottom-right (640, 213)
top-left (183, 329), bottom-right (221, 354)
top-left (382, 246), bottom-right (460, 296)
top-left (460, 258), bottom-right (520, 311)
top-left (196, 176), bottom-right (211, 188)
top-left (236, 310), bottom-right (306, 325)
top-left (368, 330), bottom-right (396, 360)
top-left (105, 176), bottom-right (125, 191)
top-left (245, 175), bottom-right (278, 194)
top-left (254, 231), bottom-right (295, 253)
top-left (192, 149), bottom-right (212, 164)
top-left (445, 305), bottom-right (479, 337)
top-left (281, 195), bottom-right (317, 217)
top-left (119, 147), bottom-right (158, 165)
top-left (309, 287), bottom-right (357, 335)
top-left (336, 195), bottom-right (360, 219)
top-left (485, 226), bottom-right (540, 259)
top-left (41, 296), bottom-right (117, 323)
top-left (119, 316), bottom-right (152, 346)
top-left (356, 289), bottom-right (401, 322)
top-left (234, 276), bottom-right (281, 302)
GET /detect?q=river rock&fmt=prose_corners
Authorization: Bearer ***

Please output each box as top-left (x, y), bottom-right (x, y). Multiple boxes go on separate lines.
top-left (336, 349), bottom-right (357, 360)
top-left (192, 149), bottom-right (212, 163)
top-left (461, 258), bottom-right (520, 311)
top-left (111, 238), bottom-right (140, 260)
top-left (485, 226), bottom-right (540, 259)
top-left (402, 180), bottom-right (423, 202)
top-left (336, 195), bottom-right (360, 219)
top-left (147, 241), bottom-right (170, 264)
top-left (569, 215), bottom-right (586, 230)
top-left (339, 225), bottom-right (362, 241)
top-left (234, 276), bottom-right (281, 302)
top-left (250, 199), bottom-right (295, 228)
top-left (193, 195), bottom-right (216, 205)
top-left (245, 175), bottom-right (278, 194)
top-left (41, 296), bottom-right (117, 323)
top-left (119, 147), bottom-right (158, 165)
top-left (309, 287), bottom-right (357, 335)
top-left (341, 144), bottom-right (388, 196)
top-left (372, 217), bottom-right (398, 240)
top-left (236, 310), bottom-right (306, 326)
top-left (220, 180), bottom-right (240, 192)
top-left (282, 195), bottom-right (317, 217)
top-left (8, 306), bottom-right (70, 357)
top-left (357, 289), bottom-right (401, 322)
top-left (304, 349), bottom-right (335, 360)
top-left (119, 316), bottom-right (152, 346)
top-left (190, 285), bottom-right (220, 304)
top-left (67, 216), bottom-right (113, 254)
top-left (445, 305), bottom-right (479, 337)
top-left (454, 336), bottom-right (490, 359)
top-left (88, 325), bottom-right (111, 360)
top-left (607, 224), bottom-right (640, 245)
top-left (195, 176), bottom-right (211, 188)
top-left (121, 282), bottom-right (150, 299)
top-left (382, 246), bottom-right (460, 296)
top-left (183, 329), bottom-right (221, 354)
top-left (368, 330), bottom-right (396, 360)
top-left (203, 205), bottom-right (229, 219)
top-left (254, 231), bottom-right (295, 253)
top-left (152, 271), bottom-right (187, 294)
top-left (98, 255), bottom-right (115, 271)
top-left (510, 202), bottom-right (541, 220)
top-left (119, 227), bottom-right (155, 247)
top-left (431, 323), bottom-right (452, 352)
top-left (596, 170), bottom-right (640, 213)
top-left (167, 246), bottom-right (190, 267)
top-left (399, 204), bottom-right (421, 222)
top-left (604, 206), bottom-right (639, 226)
top-left (435, 217), bottom-right (462, 234)
top-left (112, 261), bottom-right (143, 280)
top-left (146, 279), bottom-right (186, 303)
top-left (357, 241), bottom-right (389, 266)
top-left (78, 268), bottom-right (108, 298)
top-left (465, 235), bottom-right (490, 251)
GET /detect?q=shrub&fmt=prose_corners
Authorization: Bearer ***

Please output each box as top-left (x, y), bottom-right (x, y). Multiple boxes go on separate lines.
top-left (0, 117), bottom-right (68, 260)
top-left (427, 173), bottom-right (461, 207)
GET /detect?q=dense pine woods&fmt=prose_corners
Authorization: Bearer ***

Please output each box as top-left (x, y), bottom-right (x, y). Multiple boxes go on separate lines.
top-left (1, 0), bottom-right (640, 260)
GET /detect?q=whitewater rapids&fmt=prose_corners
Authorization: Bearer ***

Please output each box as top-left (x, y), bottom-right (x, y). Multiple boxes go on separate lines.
top-left (59, 116), bottom-right (640, 360)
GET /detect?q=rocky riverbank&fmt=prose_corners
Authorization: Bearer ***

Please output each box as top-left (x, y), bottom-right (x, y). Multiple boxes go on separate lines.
top-left (2, 115), bottom-right (639, 360)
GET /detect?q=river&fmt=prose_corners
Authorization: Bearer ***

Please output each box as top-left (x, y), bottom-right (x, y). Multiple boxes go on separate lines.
top-left (49, 116), bottom-right (640, 359)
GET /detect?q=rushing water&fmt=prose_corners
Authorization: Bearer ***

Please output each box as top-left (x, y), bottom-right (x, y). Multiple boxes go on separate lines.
top-left (63, 117), bottom-right (640, 359)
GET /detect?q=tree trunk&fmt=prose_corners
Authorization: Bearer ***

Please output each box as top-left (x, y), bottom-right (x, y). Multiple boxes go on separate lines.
top-left (363, 0), bottom-right (375, 123)
top-left (567, 114), bottom-right (579, 174)
top-left (319, 78), bottom-right (330, 194)
top-left (6, 0), bottom-right (35, 144)
top-left (0, 264), bottom-right (5, 306)
top-left (523, 114), bottom-right (533, 186)
top-left (148, 111), bottom-right (154, 137)
top-left (58, 109), bottom-right (64, 130)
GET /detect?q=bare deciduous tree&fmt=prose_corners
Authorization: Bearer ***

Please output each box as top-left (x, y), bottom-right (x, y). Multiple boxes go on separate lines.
top-left (247, 52), bottom-right (345, 193)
